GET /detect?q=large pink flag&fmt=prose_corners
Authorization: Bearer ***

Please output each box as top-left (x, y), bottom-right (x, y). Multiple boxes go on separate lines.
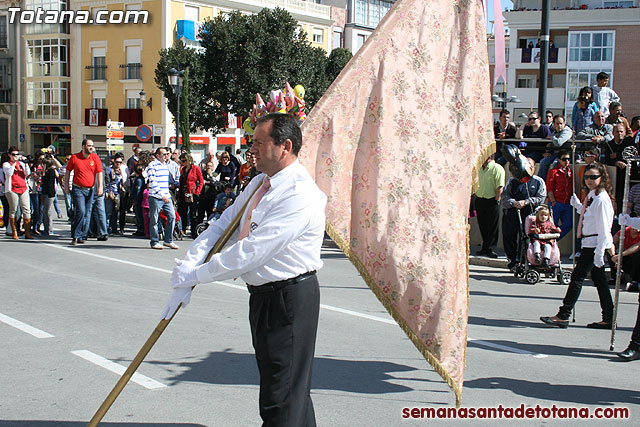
top-left (299, 0), bottom-right (494, 404)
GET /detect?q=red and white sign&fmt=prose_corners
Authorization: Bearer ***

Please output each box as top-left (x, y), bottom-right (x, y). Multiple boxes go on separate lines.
top-left (225, 113), bottom-right (242, 129)
top-left (107, 130), bottom-right (124, 139)
top-left (169, 136), bottom-right (210, 145)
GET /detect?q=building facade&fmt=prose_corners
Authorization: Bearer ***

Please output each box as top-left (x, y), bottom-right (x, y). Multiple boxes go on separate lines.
top-left (503, 0), bottom-right (640, 123)
top-left (70, 0), bottom-right (333, 160)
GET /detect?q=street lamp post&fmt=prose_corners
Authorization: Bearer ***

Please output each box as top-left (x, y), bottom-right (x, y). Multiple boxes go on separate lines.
top-left (167, 67), bottom-right (184, 151)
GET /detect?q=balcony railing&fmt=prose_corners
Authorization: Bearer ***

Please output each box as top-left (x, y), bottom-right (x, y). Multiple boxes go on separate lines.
top-left (85, 108), bottom-right (108, 126)
top-left (120, 63), bottom-right (141, 80)
top-left (85, 65), bottom-right (107, 81)
top-left (521, 47), bottom-right (559, 64)
top-left (119, 108), bottom-right (143, 127)
top-left (0, 89), bottom-right (11, 103)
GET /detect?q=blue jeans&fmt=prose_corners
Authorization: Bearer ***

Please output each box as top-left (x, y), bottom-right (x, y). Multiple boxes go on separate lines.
top-left (149, 196), bottom-right (175, 246)
top-left (71, 186), bottom-right (94, 240)
top-left (64, 192), bottom-right (73, 219)
top-left (105, 197), bottom-right (119, 234)
top-left (134, 201), bottom-right (144, 233)
top-left (30, 193), bottom-right (41, 230)
top-left (551, 201), bottom-right (573, 240)
top-left (90, 193), bottom-right (108, 238)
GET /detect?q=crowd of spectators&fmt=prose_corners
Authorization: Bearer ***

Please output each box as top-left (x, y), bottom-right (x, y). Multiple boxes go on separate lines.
top-left (480, 71), bottom-right (640, 290)
top-left (1, 141), bottom-right (257, 251)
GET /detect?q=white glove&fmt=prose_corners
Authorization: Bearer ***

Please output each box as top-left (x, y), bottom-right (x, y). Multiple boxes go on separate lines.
top-left (594, 257), bottom-right (605, 268)
top-left (570, 193), bottom-right (583, 210)
top-left (171, 258), bottom-right (200, 289)
top-left (619, 214), bottom-right (630, 227)
top-left (160, 287), bottom-right (192, 320)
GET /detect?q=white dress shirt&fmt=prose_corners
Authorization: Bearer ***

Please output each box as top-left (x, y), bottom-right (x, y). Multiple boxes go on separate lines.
top-left (185, 159), bottom-right (327, 286)
top-left (574, 189), bottom-right (614, 267)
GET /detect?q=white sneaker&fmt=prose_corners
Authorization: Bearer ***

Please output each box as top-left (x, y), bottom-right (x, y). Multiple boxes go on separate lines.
top-left (163, 242), bottom-right (179, 250)
top-left (151, 243), bottom-right (163, 250)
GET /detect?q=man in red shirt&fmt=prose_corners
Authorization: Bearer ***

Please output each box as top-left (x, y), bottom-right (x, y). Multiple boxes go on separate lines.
top-left (545, 149), bottom-right (573, 240)
top-left (64, 139), bottom-right (104, 245)
top-left (610, 225), bottom-right (640, 291)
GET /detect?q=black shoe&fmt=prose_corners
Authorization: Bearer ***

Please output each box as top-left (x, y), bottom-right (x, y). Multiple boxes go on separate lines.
top-left (77, 239), bottom-right (85, 244)
top-left (540, 316), bottom-right (569, 328)
top-left (617, 347), bottom-right (640, 361)
top-left (133, 231), bottom-right (146, 237)
top-left (486, 250), bottom-right (498, 259)
top-left (626, 282), bottom-right (639, 292)
top-left (476, 249), bottom-right (488, 256)
top-left (586, 321), bottom-right (612, 329)
top-left (71, 238), bottom-right (77, 246)
top-left (97, 235), bottom-right (108, 241)
top-left (542, 258), bottom-right (550, 268)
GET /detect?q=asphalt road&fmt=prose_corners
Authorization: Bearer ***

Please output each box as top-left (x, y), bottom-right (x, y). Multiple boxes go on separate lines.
top-left (1, 219), bottom-right (638, 426)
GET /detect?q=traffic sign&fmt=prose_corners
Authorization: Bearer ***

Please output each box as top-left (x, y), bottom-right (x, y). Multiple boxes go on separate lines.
top-left (136, 125), bottom-right (153, 142)
top-left (107, 130), bottom-right (124, 139)
top-left (19, 133), bottom-right (25, 142)
top-left (106, 145), bottom-right (124, 151)
top-left (107, 121), bottom-right (124, 130)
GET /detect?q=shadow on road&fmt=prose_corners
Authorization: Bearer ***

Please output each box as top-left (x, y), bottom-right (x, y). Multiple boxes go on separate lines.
top-left (139, 350), bottom-right (427, 394)
top-left (464, 376), bottom-right (640, 405)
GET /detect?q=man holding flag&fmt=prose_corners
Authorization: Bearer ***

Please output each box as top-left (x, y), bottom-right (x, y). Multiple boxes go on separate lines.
top-left (162, 113), bottom-right (327, 426)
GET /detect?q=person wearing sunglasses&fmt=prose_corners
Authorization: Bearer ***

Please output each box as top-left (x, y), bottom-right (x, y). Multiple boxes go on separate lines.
top-left (541, 163), bottom-right (615, 329)
top-left (515, 112), bottom-right (552, 162)
top-left (2, 147), bottom-right (33, 239)
top-left (545, 150), bottom-right (573, 241)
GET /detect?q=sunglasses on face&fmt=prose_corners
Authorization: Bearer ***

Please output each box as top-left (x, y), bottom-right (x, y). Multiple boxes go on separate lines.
top-left (560, 157), bottom-right (570, 161)
top-left (584, 174), bottom-right (601, 180)
top-left (10, 152), bottom-right (19, 156)
top-left (529, 117), bottom-right (538, 121)
top-left (584, 154), bottom-right (596, 157)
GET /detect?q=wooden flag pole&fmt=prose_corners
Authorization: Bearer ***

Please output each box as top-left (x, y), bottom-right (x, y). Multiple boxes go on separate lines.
top-left (87, 179), bottom-right (265, 426)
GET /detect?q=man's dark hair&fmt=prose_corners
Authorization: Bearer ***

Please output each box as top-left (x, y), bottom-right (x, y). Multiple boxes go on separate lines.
top-left (224, 146), bottom-right (232, 154)
top-left (81, 138), bottom-right (90, 146)
top-left (596, 71), bottom-right (609, 81)
top-left (114, 152), bottom-right (124, 160)
top-left (609, 101), bottom-right (621, 111)
top-left (558, 149), bottom-right (569, 158)
top-left (256, 113), bottom-right (302, 156)
top-left (155, 147), bottom-right (166, 155)
top-left (553, 114), bottom-right (565, 123)
top-left (499, 109), bottom-right (510, 117)
top-left (546, 110), bottom-right (553, 116)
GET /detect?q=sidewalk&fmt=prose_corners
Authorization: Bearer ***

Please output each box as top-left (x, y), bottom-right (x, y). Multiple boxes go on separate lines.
top-left (469, 244), bottom-right (575, 273)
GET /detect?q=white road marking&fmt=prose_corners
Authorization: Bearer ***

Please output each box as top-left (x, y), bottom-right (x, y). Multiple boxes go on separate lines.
top-left (320, 304), bottom-right (396, 324)
top-left (45, 243), bottom-right (547, 358)
top-left (71, 350), bottom-right (166, 390)
top-left (0, 312), bottom-right (54, 338)
top-left (467, 338), bottom-right (548, 358)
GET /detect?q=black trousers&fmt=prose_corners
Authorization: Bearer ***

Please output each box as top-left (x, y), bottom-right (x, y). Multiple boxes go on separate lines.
top-left (630, 294), bottom-right (640, 350)
top-left (249, 275), bottom-right (319, 427)
top-left (475, 197), bottom-right (499, 251)
top-left (502, 209), bottom-right (523, 263)
top-left (608, 252), bottom-right (640, 282)
top-left (557, 247), bottom-right (614, 322)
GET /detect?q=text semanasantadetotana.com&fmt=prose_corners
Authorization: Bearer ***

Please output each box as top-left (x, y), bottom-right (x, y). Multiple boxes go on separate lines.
top-left (402, 404), bottom-right (629, 419)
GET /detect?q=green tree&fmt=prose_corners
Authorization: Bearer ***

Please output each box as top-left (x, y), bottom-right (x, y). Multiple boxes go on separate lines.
top-left (154, 39), bottom-right (205, 136)
top-left (326, 48), bottom-right (353, 85)
top-left (198, 8), bottom-right (334, 131)
top-left (180, 67), bottom-right (191, 151)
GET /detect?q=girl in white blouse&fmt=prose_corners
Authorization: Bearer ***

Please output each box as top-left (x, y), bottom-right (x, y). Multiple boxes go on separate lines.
top-left (541, 163), bottom-right (615, 329)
